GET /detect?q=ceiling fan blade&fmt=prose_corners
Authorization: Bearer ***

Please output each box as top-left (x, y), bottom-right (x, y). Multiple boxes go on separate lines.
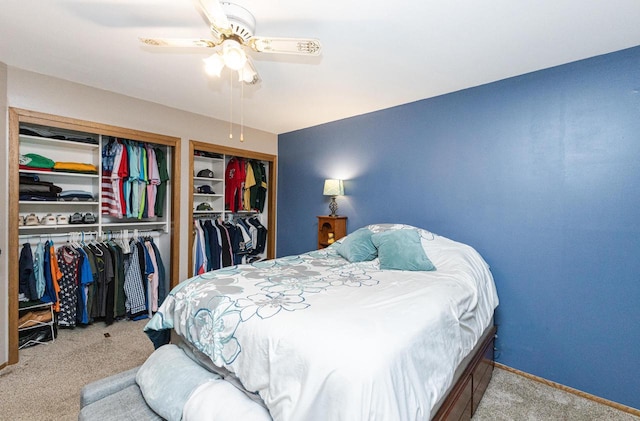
top-left (249, 37), bottom-right (322, 56)
top-left (196, 0), bottom-right (232, 36)
top-left (139, 37), bottom-right (218, 48)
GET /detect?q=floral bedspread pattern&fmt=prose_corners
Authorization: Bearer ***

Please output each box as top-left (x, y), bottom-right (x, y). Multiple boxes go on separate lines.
top-left (146, 247), bottom-right (381, 367)
top-left (145, 225), bottom-right (499, 421)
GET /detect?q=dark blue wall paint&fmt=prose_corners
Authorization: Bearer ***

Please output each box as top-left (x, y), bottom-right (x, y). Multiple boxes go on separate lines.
top-left (277, 46), bottom-right (640, 409)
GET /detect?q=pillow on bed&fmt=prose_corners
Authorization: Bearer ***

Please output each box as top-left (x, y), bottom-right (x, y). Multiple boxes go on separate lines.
top-left (336, 228), bottom-right (378, 262)
top-left (136, 344), bottom-right (221, 421)
top-left (371, 229), bottom-right (436, 271)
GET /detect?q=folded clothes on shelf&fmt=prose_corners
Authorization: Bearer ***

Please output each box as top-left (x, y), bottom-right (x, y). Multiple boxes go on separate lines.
top-left (20, 126), bottom-right (98, 144)
top-left (19, 153), bottom-right (55, 169)
top-left (53, 162), bottom-right (98, 174)
top-left (59, 190), bottom-right (95, 201)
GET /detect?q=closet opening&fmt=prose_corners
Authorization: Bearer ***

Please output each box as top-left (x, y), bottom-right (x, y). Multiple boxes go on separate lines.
top-left (188, 140), bottom-right (276, 277)
top-left (8, 108), bottom-right (181, 365)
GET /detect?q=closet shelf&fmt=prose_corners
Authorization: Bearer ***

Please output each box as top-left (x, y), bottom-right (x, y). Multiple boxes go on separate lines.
top-left (102, 221), bottom-right (169, 232)
top-left (20, 134), bottom-right (99, 149)
top-left (193, 176), bottom-right (223, 182)
top-left (19, 301), bottom-right (54, 311)
top-left (19, 223), bottom-right (100, 231)
top-left (193, 193), bottom-right (222, 198)
top-left (19, 201), bottom-right (98, 205)
top-left (19, 169), bottom-right (99, 179)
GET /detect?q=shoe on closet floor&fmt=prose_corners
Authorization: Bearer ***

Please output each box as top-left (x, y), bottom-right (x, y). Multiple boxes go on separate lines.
top-left (57, 214), bottom-right (69, 224)
top-left (25, 214), bottom-right (40, 226)
top-left (83, 212), bottom-right (96, 224)
top-left (41, 214), bottom-right (57, 225)
top-left (19, 215), bottom-right (25, 226)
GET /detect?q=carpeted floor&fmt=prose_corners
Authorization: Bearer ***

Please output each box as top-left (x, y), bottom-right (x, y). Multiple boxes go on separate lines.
top-left (0, 319), bottom-right (154, 421)
top-left (473, 368), bottom-right (640, 421)
top-left (1, 319), bottom-right (638, 420)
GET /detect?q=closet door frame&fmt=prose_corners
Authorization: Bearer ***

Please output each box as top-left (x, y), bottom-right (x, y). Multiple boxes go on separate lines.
top-left (188, 140), bottom-right (277, 274)
top-left (7, 107), bottom-right (182, 365)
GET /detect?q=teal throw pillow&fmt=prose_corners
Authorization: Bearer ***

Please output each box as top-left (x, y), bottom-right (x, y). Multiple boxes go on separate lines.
top-left (337, 228), bottom-right (378, 262)
top-left (371, 229), bottom-right (436, 271)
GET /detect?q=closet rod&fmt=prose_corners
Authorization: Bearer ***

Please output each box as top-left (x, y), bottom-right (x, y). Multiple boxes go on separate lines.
top-left (19, 230), bottom-right (99, 240)
top-left (18, 228), bottom-right (164, 242)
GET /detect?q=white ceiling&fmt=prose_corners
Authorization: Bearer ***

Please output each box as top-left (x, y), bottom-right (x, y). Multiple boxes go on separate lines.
top-left (1, 0), bottom-right (640, 135)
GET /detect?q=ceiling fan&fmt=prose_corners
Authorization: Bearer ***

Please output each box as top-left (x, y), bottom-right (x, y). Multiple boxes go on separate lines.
top-left (140, 0), bottom-right (322, 85)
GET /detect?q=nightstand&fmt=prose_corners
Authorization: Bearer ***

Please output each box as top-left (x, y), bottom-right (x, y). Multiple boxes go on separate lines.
top-left (317, 216), bottom-right (347, 249)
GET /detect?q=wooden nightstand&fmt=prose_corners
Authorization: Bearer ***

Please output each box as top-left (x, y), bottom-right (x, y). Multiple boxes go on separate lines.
top-left (317, 216), bottom-right (347, 249)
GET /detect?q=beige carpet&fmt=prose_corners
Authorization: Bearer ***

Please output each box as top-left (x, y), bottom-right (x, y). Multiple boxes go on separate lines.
top-left (473, 368), bottom-right (640, 421)
top-left (0, 319), bottom-right (154, 421)
top-left (1, 318), bottom-right (638, 421)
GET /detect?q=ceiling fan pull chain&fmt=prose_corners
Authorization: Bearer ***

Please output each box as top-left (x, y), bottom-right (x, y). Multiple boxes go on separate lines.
top-left (229, 70), bottom-right (233, 139)
top-left (240, 69), bottom-right (245, 142)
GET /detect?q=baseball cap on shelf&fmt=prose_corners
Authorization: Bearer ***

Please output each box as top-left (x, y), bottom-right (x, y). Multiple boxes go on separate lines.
top-left (197, 185), bottom-right (215, 194)
top-left (196, 202), bottom-right (214, 211)
top-left (197, 169), bottom-right (214, 178)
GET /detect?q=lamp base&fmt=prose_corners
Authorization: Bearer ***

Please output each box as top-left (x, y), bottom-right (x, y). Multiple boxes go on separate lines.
top-left (328, 197), bottom-right (338, 217)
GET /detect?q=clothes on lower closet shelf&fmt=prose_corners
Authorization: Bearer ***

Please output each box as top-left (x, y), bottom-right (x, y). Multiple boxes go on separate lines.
top-left (101, 138), bottom-right (169, 219)
top-left (193, 216), bottom-right (268, 275)
top-left (225, 157), bottom-right (267, 213)
top-left (19, 174), bottom-right (62, 201)
top-left (18, 236), bottom-right (167, 328)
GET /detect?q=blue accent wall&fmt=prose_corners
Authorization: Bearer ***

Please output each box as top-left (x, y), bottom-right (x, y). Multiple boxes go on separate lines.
top-left (277, 45), bottom-right (640, 409)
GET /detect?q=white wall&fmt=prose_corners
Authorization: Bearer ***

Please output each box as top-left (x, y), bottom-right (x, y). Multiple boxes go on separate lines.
top-left (1, 66), bottom-right (278, 366)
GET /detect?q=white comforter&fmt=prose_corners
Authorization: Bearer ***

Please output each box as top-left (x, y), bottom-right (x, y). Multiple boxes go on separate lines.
top-left (145, 225), bottom-right (499, 421)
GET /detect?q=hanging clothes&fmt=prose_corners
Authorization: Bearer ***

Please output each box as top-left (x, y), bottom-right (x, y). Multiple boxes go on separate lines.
top-left (18, 243), bottom-right (38, 301)
top-left (101, 139), bottom-right (119, 216)
top-left (102, 138), bottom-right (170, 220)
top-left (19, 233), bottom-right (168, 329)
top-left (225, 157), bottom-right (246, 213)
top-left (192, 216), bottom-right (268, 275)
top-left (56, 246), bottom-right (80, 327)
top-left (154, 147), bottom-right (170, 218)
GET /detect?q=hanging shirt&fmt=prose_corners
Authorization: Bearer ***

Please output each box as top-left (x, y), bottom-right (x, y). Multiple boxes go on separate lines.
top-left (225, 157), bottom-right (246, 213)
top-left (154, 147), bottom-right (170, 218)
top-left (193, 221), bottom-right (207, 275)
top-left (109, 141), bottom-right (124, 218)
top-left (18, 243), bottom-right (38, 301)
top-left (56, 246), bottom-right (79, 327)
top-left (34, 242), bottom-right (46, 299)
top-left (40, 242), bottom-right (58, 306)
top-left (146, 145), bottom-right (160, 218)
top-left (101, 140), bottom-right (119, 216)
top-left (124, 241), bottom-right (147, 315)
top-left (49, 242), bottom-right (63, 312)
top-left (138, 147), bottom-right (148, 219)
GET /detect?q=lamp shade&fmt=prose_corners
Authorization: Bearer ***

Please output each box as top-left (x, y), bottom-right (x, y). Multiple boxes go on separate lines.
top-left (222, 39), bottom-right (247, 70)
top-left (203, 53), bottom-right (225, 77)
top-left (323, 179), bottom-right (344, 196)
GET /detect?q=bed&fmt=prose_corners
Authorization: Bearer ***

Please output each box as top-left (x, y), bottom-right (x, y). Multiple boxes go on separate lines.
top-left (143, 223), bottom-right (499, 420)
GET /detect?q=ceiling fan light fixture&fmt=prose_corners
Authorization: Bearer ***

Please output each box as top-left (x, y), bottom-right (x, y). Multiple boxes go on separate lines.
top-left (222, 39), bottom-right (247, 70)
top-left (203, 53), bottom-right (225, 77)
top-left (238, 60), bottom-right (258, 84)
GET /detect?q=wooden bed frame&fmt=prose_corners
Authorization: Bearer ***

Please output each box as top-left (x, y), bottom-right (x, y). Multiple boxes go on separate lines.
top-left (433, 325), bottom-right (497, 421)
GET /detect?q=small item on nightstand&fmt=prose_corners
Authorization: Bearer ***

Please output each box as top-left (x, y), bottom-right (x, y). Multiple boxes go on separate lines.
top-left (327, 232), bottom-right (335, 244)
